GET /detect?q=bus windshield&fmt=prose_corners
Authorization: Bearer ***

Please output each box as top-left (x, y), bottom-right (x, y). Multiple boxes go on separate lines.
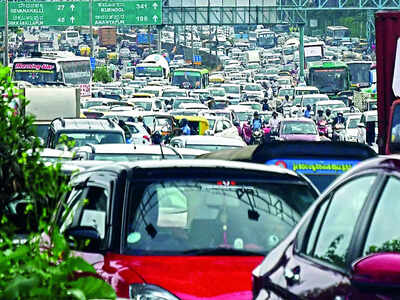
top-left (309, 68), bottom-right (348, 94)
top-left (135, 66), bottom-right (163, 78)
top-left (348, 63), bottom-right (371, 85)
top-left (59, 60), bottom-right (91, 85)
top-left (172, 71), bottom-right (201, 89)
top-left (13, 62), bottom-right (57, 84)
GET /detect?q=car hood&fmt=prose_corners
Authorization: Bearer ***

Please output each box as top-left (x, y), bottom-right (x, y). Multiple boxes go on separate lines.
top-left (280, 134), bottom-right (320, 141)
top-left (110, 254), bottom-right (264, 300)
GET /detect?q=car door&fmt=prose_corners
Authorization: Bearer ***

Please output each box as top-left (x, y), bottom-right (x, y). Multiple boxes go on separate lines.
top-left (268, 174), bottom-right (379, 299)
top-left (59, 183), bottom-right (111, 266)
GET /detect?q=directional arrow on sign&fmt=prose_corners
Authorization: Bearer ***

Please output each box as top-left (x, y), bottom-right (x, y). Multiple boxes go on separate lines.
top-left (70, 16), bottom-right (75, 23)
top-left (70, 4), bottom-right (75, 11)
top-left (153, 2), bottom-right (158, 9)
top-left (153, 15), bottom-right (158, 22)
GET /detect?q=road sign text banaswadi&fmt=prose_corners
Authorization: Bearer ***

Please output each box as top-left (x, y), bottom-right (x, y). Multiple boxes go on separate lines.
top-left (0, 0), bottom-right (162, 27)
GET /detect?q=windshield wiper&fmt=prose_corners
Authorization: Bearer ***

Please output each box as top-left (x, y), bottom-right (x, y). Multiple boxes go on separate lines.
top-left (182, 247), bottom-right (264, 256)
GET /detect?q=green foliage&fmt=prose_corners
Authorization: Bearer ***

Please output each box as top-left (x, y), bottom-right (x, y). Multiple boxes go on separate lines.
top-left (0, 65), bottom-right (116, 299)
top-left (0, 227), bottom-right (116, 300)
top-left (93, 66), bottom-right (112, 83)
top-left (367, 239), bottom-right (400, 255)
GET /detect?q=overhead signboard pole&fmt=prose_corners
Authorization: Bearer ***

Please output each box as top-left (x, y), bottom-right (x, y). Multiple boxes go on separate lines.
top-left (90, 0), bottom-right (94, 54)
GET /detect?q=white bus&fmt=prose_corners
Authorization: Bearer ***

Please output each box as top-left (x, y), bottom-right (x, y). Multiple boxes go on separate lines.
top-left (12, 51), bottom-right (92, 97)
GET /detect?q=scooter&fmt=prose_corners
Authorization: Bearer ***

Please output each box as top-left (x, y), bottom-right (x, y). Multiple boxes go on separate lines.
top-left (332, 123), bottom-right (346, 142)
top-left (252, 129), bottom-right (263, 145)
top-left (317, 120), bottom-right (329, 137)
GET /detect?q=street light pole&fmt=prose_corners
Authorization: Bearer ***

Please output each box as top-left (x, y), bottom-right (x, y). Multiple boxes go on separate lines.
top-left (4, 0), bottom-right (9, 66)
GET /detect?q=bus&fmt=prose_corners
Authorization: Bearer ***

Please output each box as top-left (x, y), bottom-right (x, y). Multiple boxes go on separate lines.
top-left (12, 51), bottom-right (92, 97)
top-left (171, 68), bottom-right (209, 89)
top-left (256, 30), bottom-right (277, 49)
top-left (346, 61), bottom-right (373, 89)
top-left (307, 61), bottom-right (350, 96)
top-left (325, 26), bottom-right (350, 45)
top-left (134, 54), bottom-right (170, 82)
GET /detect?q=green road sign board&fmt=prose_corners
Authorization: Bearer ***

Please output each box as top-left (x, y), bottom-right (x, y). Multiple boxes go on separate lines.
top-left (0, 0), bottom-right (162, 27)
top-left (3, 1), bottom-right (90, 27)
top-left (92, 0), bottom-right (162, 26)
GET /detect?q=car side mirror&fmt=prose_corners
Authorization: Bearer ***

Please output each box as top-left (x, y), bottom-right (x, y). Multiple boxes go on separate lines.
top-left (233, 120), bottom-right (240, 127)
top-left (64, 226), bottom-right (101, 251)
top-left (351, 253), bottom-right (400, 293)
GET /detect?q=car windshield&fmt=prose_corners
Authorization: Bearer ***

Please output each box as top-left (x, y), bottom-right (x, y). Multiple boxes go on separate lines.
top-left (163, 91), bottom-right (187, 98)
top-left (319, 103), bottom-right (346, 112)
top-left (210, 89), bottom-right (226, 97)
top-left (93, 153), bottom-right (177, 161)
top-left (303, 97), bottom-right (324, 106)
top-left (222, 86), bottom-right (240, 94)
top-left (82, 101), bottom-right (104, 109)
top-left (133, 101), bottom-right (152, 111)
top-left (347, 118), bottom-right (360, 129)
top-left (55, 131), bottom-right (124, 147)
top-left (173, 99), bottom-right (198, 109)
top-left (125, 180), bottom-right (316, 254)
top-left (281, 122), bottom-right (317, 135)
top-left (278, 89), bottom-right (294, 97)
top-left (244, 85), bottom-right (262, 91)
top-left (236, 111), bottom-right (253, 121)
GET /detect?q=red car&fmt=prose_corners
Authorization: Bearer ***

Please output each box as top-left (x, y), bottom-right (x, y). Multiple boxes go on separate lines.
top-left (57, 160), bottom-right (319, 299)
top-left (278, 118), bottom-right (321, 142)
top-left (253, 155), bottom-right (400, 299)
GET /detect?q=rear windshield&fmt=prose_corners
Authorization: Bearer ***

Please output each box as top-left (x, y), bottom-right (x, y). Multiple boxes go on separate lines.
top-left (124, 179), bottom-right (317, 255)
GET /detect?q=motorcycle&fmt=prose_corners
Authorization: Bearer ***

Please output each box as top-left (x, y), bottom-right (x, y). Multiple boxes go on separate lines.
top-left (332, 123), bottom-right (346, 142)
top-left (252, 129), bottom-right (263, 145)
top-left (317, 120), bottom-right (329, 137)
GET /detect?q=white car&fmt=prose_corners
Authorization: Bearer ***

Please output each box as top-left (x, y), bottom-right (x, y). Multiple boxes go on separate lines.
top-left (242, 83), bottom-right (265, 101)
top-left (170, 135), bottom-right (246, 152)
top-left (345, 114), bottom-right (363, 143)
top-left (204, 116), bottom-right (241, 140)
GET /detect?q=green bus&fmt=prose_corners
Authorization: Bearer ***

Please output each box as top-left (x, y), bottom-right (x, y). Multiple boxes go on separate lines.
top-left (307, 61), bottom-right (350, 96)
top-left (171, 68), bottom-right (209, 89)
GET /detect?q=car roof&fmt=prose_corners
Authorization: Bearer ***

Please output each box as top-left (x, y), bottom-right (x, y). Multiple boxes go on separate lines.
top-left (71, 158), bottom-right (305, 180)
top-left (50, 118), bottom-right (123, 132)
top-left (316, 100), bottom-right (344, 105)
top-left (75, 144), bottom-right (181, 155)
top-left (171, 135), bottom-right (246, 146)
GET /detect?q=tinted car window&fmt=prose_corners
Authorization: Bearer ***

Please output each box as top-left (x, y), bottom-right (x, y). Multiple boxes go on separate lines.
top-left (363, 176), bottom-right (400, 255)
top-left (305, 175), bottom-right (376, 268)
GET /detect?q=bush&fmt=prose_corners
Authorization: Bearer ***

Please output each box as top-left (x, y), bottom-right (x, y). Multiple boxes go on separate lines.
top-left (0, 65), bottom-right (116, 299)
top-left (93, 66), bottom-right (112, 83)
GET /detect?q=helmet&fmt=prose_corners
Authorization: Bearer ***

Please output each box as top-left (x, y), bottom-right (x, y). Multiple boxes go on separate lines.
top-left (285, 95), bottom-right (289, 101)
top-left (337, 112), bottom-right (343, 117)
top-left (272, 111), bottom-right (278, 117)
top-left (254, 111), bottom-right (259, 117)
top-left (306, 104), bottom-right (311, 110)
top-left (317, 109), bottom-right (323, 115)
top-left (326, 109), bottom-right (331, 115)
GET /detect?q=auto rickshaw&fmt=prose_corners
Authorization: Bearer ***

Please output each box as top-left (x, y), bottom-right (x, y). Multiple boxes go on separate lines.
top-left (209, 74), bottom-right (225, 84)
top-left (97, 47), bottom-right (108, 59)
top-left (174, 116), bottom-right (209, 135)
top-left (107, 52), bottom-right (118, 65)
top-left (80, 46), bottom-right (91, 57)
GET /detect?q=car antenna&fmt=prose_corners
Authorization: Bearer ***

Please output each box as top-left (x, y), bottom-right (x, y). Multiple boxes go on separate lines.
top-left (159, 143), bottom-right (165, 159)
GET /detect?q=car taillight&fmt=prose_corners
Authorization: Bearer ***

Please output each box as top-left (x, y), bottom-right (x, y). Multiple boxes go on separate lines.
top-left (143, 135), bottom-right (150, 142)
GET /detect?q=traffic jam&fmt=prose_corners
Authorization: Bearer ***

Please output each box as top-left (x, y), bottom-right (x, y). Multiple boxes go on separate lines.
top-left (5, 9), bottom-right (400, 300)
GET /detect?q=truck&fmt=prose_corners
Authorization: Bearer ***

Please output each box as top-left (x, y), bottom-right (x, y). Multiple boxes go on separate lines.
top-left (98, 27), bottom-right (117, 51)
top-left (21, 86), bottom-right (80, 143)
top-left (375, 11), bottom-right (400, 154)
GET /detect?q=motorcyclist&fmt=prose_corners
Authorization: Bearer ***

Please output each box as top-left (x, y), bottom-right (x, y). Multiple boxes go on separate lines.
top-left (252, 111), bottom-right (262, 131)
top-left (332, 112), bottom-right (345, 127)
top-left (268, 111), bottom-right (280, 135)
top-left (181, 119), bottom-right (191, 135)
top-left (325, 109), bottom-right (332, 123)
top-left (316, 109), bottom-right (326, 123)
top-left (304, 104), bottom-right (312, 118)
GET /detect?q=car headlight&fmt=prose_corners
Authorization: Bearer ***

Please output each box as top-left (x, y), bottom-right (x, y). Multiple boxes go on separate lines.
top-left (129, 284), bottom-right (180, 300)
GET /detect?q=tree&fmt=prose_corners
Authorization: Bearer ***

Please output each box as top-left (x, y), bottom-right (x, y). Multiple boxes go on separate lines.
top-left (0, 65), bottom-right (116, 299)
top-left (93, 65), bottom-right (113, 83)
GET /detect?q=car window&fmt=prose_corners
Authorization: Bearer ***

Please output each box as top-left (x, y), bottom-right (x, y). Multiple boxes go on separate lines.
top-left (305, 175), bottom-right (376, 268)
top-left (60, 186), bottom-right (108, 240)
top-left (215, 121), bottom-right (224, 132)
top-left (222, 120), bottom-right (231, 130)
top-left (363, 176), bottom-right (400, 255)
